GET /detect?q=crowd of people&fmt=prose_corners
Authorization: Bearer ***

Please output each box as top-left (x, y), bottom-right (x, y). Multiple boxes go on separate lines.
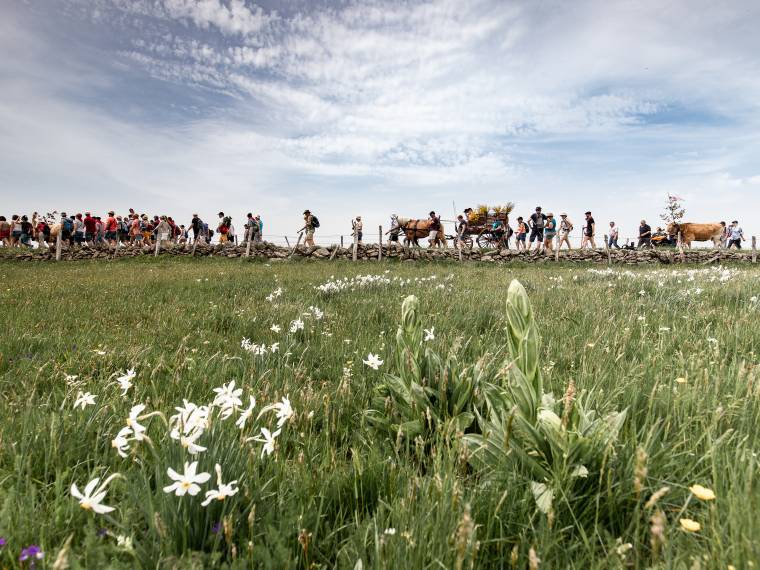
top-left (0, 210), bottom-right (265, 248)
top-left (0, 207), bottom-right (748, 252)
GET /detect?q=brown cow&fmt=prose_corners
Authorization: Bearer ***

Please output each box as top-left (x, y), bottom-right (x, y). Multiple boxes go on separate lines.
top-left (666, 222), bottom-right (723, 248)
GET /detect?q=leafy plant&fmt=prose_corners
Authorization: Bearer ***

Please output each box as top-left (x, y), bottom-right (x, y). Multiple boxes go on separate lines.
top-left (464, 281), bottom-right (627, 517)
top-left (365, 295), bottom-right (497, 452)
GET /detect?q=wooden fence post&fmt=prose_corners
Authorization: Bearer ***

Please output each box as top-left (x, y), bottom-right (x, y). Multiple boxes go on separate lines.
top-left (329, 244), bottom-right (339, 260)
top-left (352, 228), bottom-right (358, 262)
top-left (677, 231), bottom-right (685, 263)
top-left (289, 233), bottom-right (302, 258)
top-left (752, 236), bottom-right (757, 263)
top-left (245, 228), bottom-right (252, 258)
top-left (603, 234), bottom-right (611, 266)
top-left (154, 235), bottom-right (161, 257)
top-left (55, 229), bottom-right (62, 261)
top-left (340, 235), bottom-right (344, 248)
top-left (378, 225), bottom-right (383, 261)
top-left (554, 235), bottom-right (560, 262)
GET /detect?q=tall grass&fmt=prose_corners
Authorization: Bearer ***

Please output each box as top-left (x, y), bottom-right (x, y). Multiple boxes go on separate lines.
top-left (0, 258), bottom-right (757, 568)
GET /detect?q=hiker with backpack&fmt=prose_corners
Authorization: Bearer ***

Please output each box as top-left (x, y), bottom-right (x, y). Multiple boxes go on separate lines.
top-left (300, 210), bottom-right (319, 247)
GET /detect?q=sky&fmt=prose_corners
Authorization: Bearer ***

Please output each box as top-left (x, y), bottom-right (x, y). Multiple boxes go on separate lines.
top-left (2, 0), bottom-right (760, 244)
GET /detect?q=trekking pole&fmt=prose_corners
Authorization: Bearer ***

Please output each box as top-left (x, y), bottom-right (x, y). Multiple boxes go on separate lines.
top-left (604, 234), bottom-right (611, 266)
top-left (752, 236), bottom-right (757, 263)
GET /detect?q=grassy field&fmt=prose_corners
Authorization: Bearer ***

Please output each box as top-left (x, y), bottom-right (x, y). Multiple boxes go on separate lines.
top-left (0, 257), bottom-right (758, 569)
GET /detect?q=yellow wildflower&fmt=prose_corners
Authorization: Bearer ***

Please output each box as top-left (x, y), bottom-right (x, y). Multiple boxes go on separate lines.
top-left (689, 484), bottom-right (716, 501)
top-left (679, 518), bottom-right (701, 532)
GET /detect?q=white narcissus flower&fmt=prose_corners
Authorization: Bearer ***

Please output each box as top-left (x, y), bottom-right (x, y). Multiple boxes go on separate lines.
top-left (116, 369), bottom-right (136, 396)
top-left (258, 396), bottom-right (294, 428)
top-left (363, 353), bottom-right (383, 370)
top-left (270, 342), bottom-right (280, 353)
top-left (251, 427), bottom-right (281, 458)
top-left (201, 464), bottom-right (239, 506)
top-left (424, 327), bottom-right (435, 341)
top-left (74, 391), bottom-right (96, 410)
top-left (289, 319), bottom-right (305, 333)
top-left (126, 404), bottom-right (147, 440)
top-left (71, 474), bottom-right (120, 514)
top-left (270, 324), bottom-right (281, 333)
top-left (212, 381), bottom-right (243, 419)
top-left (112, 426), bottom-right (133, 458)
top-left (180, 431), bottom-right (207, 455)
top-left (163, 461), bottom-right (211, 497)
top-left (235, 396), bottom-right (256, 430)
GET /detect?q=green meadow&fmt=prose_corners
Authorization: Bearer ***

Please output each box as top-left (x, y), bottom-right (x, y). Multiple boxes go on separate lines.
top-left (0, 257), bottom-right (758, 568)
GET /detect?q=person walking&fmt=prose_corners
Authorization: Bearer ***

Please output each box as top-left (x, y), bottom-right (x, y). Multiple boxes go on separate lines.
top-left (83, 212), bottom-right (97, 245)
top-left (608, 221), bottom-right (620, 249)
top-left (255, 215), bottom-right (264, 242)
top-left (728, 220), bottom-right (745, 249)
top-left (529, 207), bottom-right (546, 252)
top-left (580, 211), bottom-right (596, 249)
top-left (352, 216), bottom-right (363, 244)
top-left (515, 216), bottom-right (528, 251)
top-left (720, 221), bottom-right (730, 248)
top-left (0, 216), bottom-right (10, 247)
top-left (428, 211), bottom-right (442, 248)
top-left (543, 213), bottom-right (557, 254)
top-left (105, 211), bottom-right (118, 245)
top-left (637, 220), bottom-right (652, 248)
top-left (386, 214), bottom-right (402, 248)
top-left (228, 219), bottom-right (237, 244)
top-left (558, 213), bottom-right (573, 250)
top-left (455, 215), bottom-right (469, 249)
top-left (301, 210), bottom-right (317, 247)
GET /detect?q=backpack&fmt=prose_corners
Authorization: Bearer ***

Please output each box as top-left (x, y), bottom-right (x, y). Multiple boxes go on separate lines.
top-left (63, 218), bottom-right (73, 233)
top-left (311, 216), bottom-right (320, 228)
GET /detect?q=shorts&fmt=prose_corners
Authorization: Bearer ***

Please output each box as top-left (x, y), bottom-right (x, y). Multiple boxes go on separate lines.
top-left (729, 239), bottom-right (741, 249)
top-left (390, 232), bottom-right (399, 242)
top-left (142, 231), bottom-right (151, 240)
top-left (133, 233), bottom-right (143, 241)
top-left (529, 228), bottom-right (544, 242)
top-left (12, 230), bottom-right (22, 238)
top-left (105, 231), bottom-right (117, 240)
top-left (75, 233), bottom-right (84, 243)
top-left (429, 230), bottom-right (438, 240)
top-left (356, 231), bottom-right (363, 241)
top-left (544, 232), bottom-right (556, 241)
top-left (516, 233), bottom-right (526, 242)
top-left (220, 234), bottom-right (228, 242)
top-left (85, 232), bottom-right (94, 241)
top-left (306, 229), bottom-right (315, 238)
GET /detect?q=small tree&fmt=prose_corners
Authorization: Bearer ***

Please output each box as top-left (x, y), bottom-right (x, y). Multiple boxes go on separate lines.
top-left (660, 194), bottom-right (686, 225)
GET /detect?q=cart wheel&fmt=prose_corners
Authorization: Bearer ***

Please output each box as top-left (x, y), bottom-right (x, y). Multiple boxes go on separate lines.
top-left (476, 234), bottom-right (491, 249)
top-left (460, 235), bottom-right (474, 249)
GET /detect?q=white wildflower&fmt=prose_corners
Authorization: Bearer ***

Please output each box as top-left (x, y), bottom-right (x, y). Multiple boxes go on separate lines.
top-left (201, 464), bottom-right (239, 506)
top-left (163, 461), bottom-right (210, 497)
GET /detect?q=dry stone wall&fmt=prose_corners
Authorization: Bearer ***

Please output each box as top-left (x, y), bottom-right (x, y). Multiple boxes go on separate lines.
top-left (2, 241), bottom-right (756, 265)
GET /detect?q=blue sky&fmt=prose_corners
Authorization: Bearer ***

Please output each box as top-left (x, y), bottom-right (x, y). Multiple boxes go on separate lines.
top-left (2, 0), bottom-right (760, 242)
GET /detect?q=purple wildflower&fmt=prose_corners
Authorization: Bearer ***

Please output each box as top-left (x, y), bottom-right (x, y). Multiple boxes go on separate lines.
top-left (19, 544), bottom-right (44, 567)
top-left (0, 537), bottom-right (6, 547)
top-left (211, 521), bottom-right (222, 534)
top-left (97, 528), bottom-right (108, 538)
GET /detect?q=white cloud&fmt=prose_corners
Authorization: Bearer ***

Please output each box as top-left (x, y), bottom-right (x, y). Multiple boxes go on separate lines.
top-left (3, 0), bottom-right (760, 241)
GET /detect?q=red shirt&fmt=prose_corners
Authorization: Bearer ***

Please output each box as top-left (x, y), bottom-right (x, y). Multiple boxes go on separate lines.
top-left (83, 216), bottom-right (97, 233)
top-left (106, 217), bottom-right (117, 232)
